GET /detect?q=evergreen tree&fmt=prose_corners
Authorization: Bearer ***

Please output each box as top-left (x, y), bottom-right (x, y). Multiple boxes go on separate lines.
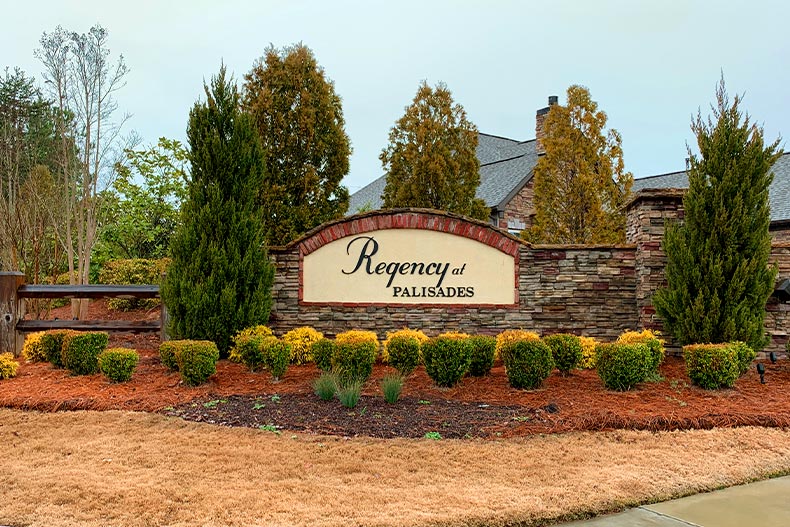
top-left (162, 66), bottom-right (274, 356)
top-left (653, 79), bottom-right (781, 350)
top-left (243, 43), bottom-right (350, 246)
top-left (525, 85), bottom-right (632, 244)
top-left (380, 81), bottom-right (488, 220)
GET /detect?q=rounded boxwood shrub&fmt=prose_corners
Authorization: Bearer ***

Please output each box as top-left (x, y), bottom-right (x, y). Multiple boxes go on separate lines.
top-left (159, 341), bottom-right (180, 371)
top-left (41, 330), bottom-right (70, 368)
top-left (98, 348), bottom-right (139, 382)
top-left (616, 330), bottom-right (664, 373)
top-left (260, 336), bottom-right (290, 380)
top-left (311, 338), bottom-right (335, 372)
top-left (229, 325), bottom-right (274, 363)
top-left (382, 328), bottom-right (428, 363)
top-left (421, 337), bottom-right (471, 388)
top-left (61, 331), bottom-right (109, 375)
top-left (282, 327), bottom-right (323, 365)
top-left (331, 340), bottom-right (377, 385)
top-left (176, 340), bottom-right (220, 386)
top-left (495, 329), bottom-right (540, 360)
top-left (596, 343), bottom-right (650, 391)
top-left (0, 352), bottom-right (19, 379)
top-left (730, 341), bottom-right (756, 376)
top-left (467, 335), bottom-right (496, 376)
top-left (683, 343), bottom-right (739, 389)
top-left (386, 334), bottom-right (421, 376)
top-left (543, 333), bottom-right (582, 375)
top-left (232, 334), bottom-right (266, 372)
top-left (500, 338), bottom-right (554, 389)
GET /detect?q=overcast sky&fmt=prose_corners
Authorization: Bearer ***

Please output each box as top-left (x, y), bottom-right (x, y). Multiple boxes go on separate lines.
top-left (4, 0), bottom-right (788, 193)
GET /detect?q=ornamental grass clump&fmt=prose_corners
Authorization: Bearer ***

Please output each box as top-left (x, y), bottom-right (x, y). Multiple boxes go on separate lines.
top-left (595, 343), bottom-right (650, 391)
top-left (467, 335), bottom-right (496, 376)
top-left (617, 330), bottom-right (665, 373)
top-left (98, 348), bottom-right (139, 383)
top-left (260, 336), bottom-right (290, 381)
top-left (421, 336), bottom-right (471, 387)
top-left (331, 339), bottom-right (377, 385)
top-left (313, 372), bottom-right (338, 401)
top-left (282, 326), bottom-right (323, 364)
top-left (382, 328), bottom-right (428, 363)
top-left (385, 335), bottom-right (421, 376)
top-left (311, 338), bottom-right (335, 372)
top-left (499, 338), bottom-right (554, 389)
top-left (495, 329), bottom-right (540, 360)
top-left (337, 380), bottom-right (363, 409)
top-left (543, 334), bottom-right (583, 375)
top-left (683, 343), bottom-right (739, 389)
top-left (61, 331), bottom-right (109, 375)
top-left (578, 336), bottom-right (598, 369)
top-left (0, 353), bottom-right (19, 380)
top-left (380, 374), bottom-right (405, 403)
top-left (22, 332), bottom-right (47, 362)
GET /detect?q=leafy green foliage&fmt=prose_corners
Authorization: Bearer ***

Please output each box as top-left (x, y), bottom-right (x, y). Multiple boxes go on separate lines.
top-left (243, 43), bottom-right (350, 245)
top-left (499, 339), bottom-right (554, 389)
top-left (260, 336), bottom-right (290, 380)
top-left (234, 335), bottom-right (266, 372)
top-left (730, 341), bottom-right (756, 376)
top-left (543, 333), bottom-right (583, 375)
top-left (423, 432), bottom-right (442, 440)
top-left (467, 335), bottom-right (496, 376)
top-left (174, 340), bottom-right (220, 386)
top-left (595, 343), bottom-right (650, 391)
top-left (380, 374), bottom-right (405, 404)
top-left (421, 337), bottom-right (471, 388)
top-left (525, 85), bottom-right (632, 244)
top-left (385, 335), bottom-right (421, 376)
top-left (653, 80), bottom-right (781, 351)
top-left (683, 343), bottom-right (739, 389)
top-left (331, 341), bottom-right (377, 385)
top-left (158, 341), bottom-right (180, 371)
top-left (380, 81), bottom-right (487, 220)
top-left (311, 338), bottom-right (335, 372)
top-left (0, 353), bottom-right (19, 379)
top-left (313, 372), bottom-right (338, 401)
top-left (98, 348), bottom-right (139, 382)
top-left (40, 330), bottom-right (69, 367)
top-left (98, 258), bottom-right (170, 310)
top-left (61, 332), bottom-right (109, 375)
top-left (161, 66), bottom-right (274, 357)
top-left (616, 330), bottom-right (665, 373)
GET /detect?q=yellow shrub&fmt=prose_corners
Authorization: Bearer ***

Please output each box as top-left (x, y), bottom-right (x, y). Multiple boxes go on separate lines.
top-left (282, 327), bottom-right (323, 365)
top-left (617, 329), bottom-right (665, 371)
top-left (229, 325), bottom-right (274, 363)
top-left (22, 331), bottom-right (48, 362)
top-left (578, 336), bottom-right (598, 369)
top-left (0, 352), bottom-right (19, 379)
top-left (495, 329), bottom-right (540, 359)
top-left (335, 330), bottom-right (379, 354)
top-left (438, 331), bottom-right (471, 340)
top-left (382, 328), bottom-right (429, 362)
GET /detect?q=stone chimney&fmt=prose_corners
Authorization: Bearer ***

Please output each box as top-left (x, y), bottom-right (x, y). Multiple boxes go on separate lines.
top-left (535, 95), bottom-right (558, 156)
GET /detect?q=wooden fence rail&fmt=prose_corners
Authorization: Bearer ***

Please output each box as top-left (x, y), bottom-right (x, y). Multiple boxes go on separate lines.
top-left (0, 272), bottom-right (165, 356)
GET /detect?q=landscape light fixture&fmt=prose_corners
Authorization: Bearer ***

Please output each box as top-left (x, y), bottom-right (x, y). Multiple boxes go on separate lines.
top-left (769, 351), bottom-right (777, 364)
top-left (756, 363), bottom-right (766, 384)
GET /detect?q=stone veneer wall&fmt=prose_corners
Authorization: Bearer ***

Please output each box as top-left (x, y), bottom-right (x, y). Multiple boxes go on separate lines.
top-left (269, 209), bottom-right (636, 341)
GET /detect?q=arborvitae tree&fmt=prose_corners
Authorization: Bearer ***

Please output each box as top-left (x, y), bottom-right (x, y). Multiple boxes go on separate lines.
top-left (243, 43), bottom-right (350, 246)
top-left (380, 81), bottom-right (488, 220)
top-left (162, 66), bottom-right (274, 356)
top-left (653, 79), bottom-right (781, 350)
top-left (524, 85), bottom-right (632, 244)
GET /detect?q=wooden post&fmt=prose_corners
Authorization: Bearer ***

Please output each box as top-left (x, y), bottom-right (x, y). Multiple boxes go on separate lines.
top-left (0, 272), bottom-right (26, 356)
top-left (160, 301), bottom-right (170, 342)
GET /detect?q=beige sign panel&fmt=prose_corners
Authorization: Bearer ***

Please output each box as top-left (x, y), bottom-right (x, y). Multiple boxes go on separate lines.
top-left (302, 229), bottom-right (516, 304)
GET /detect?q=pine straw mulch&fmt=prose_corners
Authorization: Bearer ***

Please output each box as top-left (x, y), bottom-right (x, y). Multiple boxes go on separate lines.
top-left (2, 300), bottom-right (790, 438)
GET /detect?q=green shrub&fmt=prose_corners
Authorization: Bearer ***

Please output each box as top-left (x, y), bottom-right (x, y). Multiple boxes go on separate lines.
top-left (386, 335), bottom-right (421, 376)
top-left (41, 330), bottom-right (70, 368)
top-left (331, 340), bottom-right (377, 385)
top-left (313, 372), bottom-right (337, 401)
top-left (0, 353), bottom-right (19, 379)
top-left (312, 338), bottom-right (335, 372)
top-left (543, 334), bottom-right (582, 375)
top-left (61, 332), bottom-right (109, 375)
top-left (500, 338), bottom-right (554, 389)
top-left (234, 335), bottom-right (266, 372)
top-left (381, 374), bottom-right (405, 403)
top-left (99, 258), bottom-right (170, 311)
top-left (467, 335), bottom-right (496, 376)
top-left (98, 348), bottom-right (139, 382)
top-left (683, 343), bottom-right (739, 389)
top-left (730, 341), bottom-right (756, 376)
top-left (229, 325), bottom-right (274, 363)
top-left (337, 380), bottom-right (362, 408)
top-left (421, 337), bottom-right (471, 388)
top-left (260, 336), bottom-right (290, 380)
top-left (171, 340), bottom-right (220, 386)
top-left (159, 341), bottom-right (180, 371)
top-left (22, 332), bottom-right (48, 362)
top-left (596, 343), bottom-right (650, 391)
top-left (616, 330), bottom-right (665, 373)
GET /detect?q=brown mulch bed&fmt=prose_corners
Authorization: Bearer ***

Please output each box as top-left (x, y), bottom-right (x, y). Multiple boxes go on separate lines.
top-left (2, 299), bottom-right (790, 438)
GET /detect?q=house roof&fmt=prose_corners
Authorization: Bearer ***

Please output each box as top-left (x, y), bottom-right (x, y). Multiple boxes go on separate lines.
top-left (347, 132), bottom-right (538, 213)
top-left (632, 152), bottom-right (790, 222)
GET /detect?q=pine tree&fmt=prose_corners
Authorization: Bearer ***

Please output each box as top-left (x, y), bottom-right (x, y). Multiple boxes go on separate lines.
top-left (243, 43), bottom-right (350, 246)
top-left (162, 66), bottom-right (274, 356)
top-left (525, 85), bottom-right (632, 244)
top-left (653, 79), bottom-right (781, 350)
top-left (380, 81), bottom-right (488, 220)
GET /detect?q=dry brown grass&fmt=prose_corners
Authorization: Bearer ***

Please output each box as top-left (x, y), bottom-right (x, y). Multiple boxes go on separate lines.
top-left (1, 409), bottom-right (790, 527)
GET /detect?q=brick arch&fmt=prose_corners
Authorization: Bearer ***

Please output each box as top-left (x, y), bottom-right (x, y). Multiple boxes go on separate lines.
top-left (284, 208), bottom-right (526, 257)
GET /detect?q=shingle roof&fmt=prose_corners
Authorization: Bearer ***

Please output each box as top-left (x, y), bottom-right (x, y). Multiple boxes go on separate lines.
top-left (347, 133), bottom-right (538, 213)
top-left (632, 152), bottom-right (790, 222)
